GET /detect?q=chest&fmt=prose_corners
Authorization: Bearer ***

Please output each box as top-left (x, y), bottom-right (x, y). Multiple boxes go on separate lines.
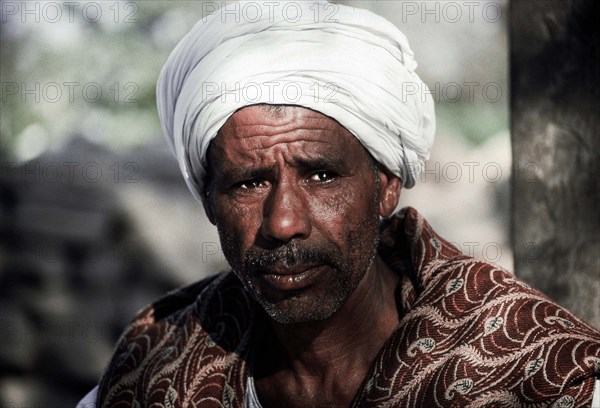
top-left (254, 371), bottom-right (365, 408)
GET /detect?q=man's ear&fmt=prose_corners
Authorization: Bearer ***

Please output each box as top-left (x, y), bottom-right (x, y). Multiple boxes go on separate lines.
top-left (201, 190), bottom-right (217, 225)
top-left (378, 169), bottom-right (402, 218)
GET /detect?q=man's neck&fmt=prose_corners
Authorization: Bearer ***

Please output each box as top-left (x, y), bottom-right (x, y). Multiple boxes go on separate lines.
top-left (254, 255), bottom-right (400, 408)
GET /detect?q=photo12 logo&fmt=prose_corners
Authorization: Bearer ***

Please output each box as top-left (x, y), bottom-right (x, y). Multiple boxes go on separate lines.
top-left (1, 81), bottom-right (140, 104)
top-left (201, 1), bottom-right (339, 24)
top-left (1, 161), bottom-right (140, 184)
top-left (403, 81), bottom-right (504, 104)
top-left (410, 161), bottom-right (540, 184)
top-left (399, 1), bottom-right (503, 24)
top-left (201, 81), bottom-right (339, 104)
top-left (0, 319), bottom-right (103, 345)
top-left (1, 1), bottom-right (139, 24)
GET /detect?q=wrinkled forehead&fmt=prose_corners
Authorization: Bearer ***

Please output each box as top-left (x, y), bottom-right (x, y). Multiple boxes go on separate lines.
top-left (205, 104), bottom-right (376, 178)
top-left (210, 104), bottom-right (362, 155)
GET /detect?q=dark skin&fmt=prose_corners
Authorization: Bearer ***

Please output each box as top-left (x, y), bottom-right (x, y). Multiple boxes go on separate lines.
top-left (203, 105), bottom-right (402, 407)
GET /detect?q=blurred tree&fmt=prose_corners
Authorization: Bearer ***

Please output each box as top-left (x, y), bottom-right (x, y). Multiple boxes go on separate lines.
top-left (511, 0), bottom-right (600, 328)
top-left (0, 1), bottom-right (207, 159)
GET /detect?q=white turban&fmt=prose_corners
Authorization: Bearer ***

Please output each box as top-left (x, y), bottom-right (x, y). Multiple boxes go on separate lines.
top-left (157, 0), bottom-right (435, 200)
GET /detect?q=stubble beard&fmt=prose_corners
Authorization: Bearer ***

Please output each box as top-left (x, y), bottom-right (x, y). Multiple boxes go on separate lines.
top-left (248, 227), bottom-right (379, 325)
top-left (217, 207), bottom-right (381, 325)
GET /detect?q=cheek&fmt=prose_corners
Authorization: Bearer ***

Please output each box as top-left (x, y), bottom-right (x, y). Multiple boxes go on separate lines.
top-left (311, 177), bottom-right (376, 216)
top-left (216, 195), bottom-right (262, 228)
top-left (308, 180), bottom-right (378, 240)
top-left (214, 199), bottom-right (262, 255)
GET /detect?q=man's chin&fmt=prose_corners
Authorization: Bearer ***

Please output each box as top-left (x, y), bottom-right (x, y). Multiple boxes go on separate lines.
top-left (238, 268), bottom-right (357, 324)
top-left (253, 291), bottom-right (347, 325)
top-left (262, 302), bottom-right (338, 325)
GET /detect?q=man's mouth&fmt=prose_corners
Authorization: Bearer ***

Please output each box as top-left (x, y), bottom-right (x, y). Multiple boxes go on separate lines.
top-left (258, 264), bottom-right (325, 291)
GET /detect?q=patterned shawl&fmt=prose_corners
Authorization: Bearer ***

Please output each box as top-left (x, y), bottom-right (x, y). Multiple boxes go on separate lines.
top-left (97, 207), bottom-right (600, 407)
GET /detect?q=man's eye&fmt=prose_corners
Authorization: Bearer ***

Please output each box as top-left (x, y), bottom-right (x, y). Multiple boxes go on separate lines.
top-left (309, 171), bottom-right (336, 183)
top-left (236, 180), bottom-right (266, 190)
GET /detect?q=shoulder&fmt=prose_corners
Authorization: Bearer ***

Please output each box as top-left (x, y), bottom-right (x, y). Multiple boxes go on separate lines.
top-left (410, 255), bottom-right (600, 346)
top-left (420, 256), bottom-right (598, 335)
top-left (112, 270), bottom-right (250, 339)
top-left (97, 271), bottom-right (255, 406)
top-left (374, 207), bottom-right (600, 405)
top-left (395, 257), bottom-right (600, 406)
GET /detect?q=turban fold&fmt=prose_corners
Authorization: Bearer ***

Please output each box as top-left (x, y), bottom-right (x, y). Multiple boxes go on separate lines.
top-left (157, 0), bottom-right (435, 200)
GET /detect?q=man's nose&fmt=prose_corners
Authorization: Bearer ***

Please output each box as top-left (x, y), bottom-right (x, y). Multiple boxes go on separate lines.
top-left (260, 181), bottom-right (311, 243)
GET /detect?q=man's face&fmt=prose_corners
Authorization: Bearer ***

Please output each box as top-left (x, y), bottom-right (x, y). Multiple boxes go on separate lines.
top-left (204, 105), bottom-right (398, 324)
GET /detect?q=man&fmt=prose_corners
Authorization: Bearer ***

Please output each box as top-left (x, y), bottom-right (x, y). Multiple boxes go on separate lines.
top-left (79, 1), bottom-right (600, 407)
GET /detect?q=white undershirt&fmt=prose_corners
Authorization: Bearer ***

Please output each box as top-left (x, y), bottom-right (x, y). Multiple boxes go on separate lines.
top-left (76, 386), bottom-right (97, 408)
top-left (593, 377), bottom-right (600, 408)
top-left (244, 374), bottom-right (264, 408)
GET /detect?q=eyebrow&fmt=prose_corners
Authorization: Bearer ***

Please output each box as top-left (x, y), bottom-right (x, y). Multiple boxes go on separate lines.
top-left (295, 156), bottom-right (346, 171)
top-left (218, 156), bottom-right (347, 185)
top-left (219, 167), bottom-right (273, 186)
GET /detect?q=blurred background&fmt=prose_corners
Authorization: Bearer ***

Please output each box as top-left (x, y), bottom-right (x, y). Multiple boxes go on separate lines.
top-left (1, 0), bottom-right (590, 405)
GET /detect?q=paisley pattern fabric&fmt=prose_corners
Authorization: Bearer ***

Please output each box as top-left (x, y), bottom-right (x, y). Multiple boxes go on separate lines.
top-left (97, 207), bottom-right (600, 407)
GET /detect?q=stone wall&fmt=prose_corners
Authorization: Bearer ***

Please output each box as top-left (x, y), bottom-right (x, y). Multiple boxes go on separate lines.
top-left (0, 139), bottom-right (186, 406)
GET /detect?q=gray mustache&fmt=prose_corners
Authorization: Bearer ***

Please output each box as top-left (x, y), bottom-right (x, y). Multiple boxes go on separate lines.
top-left (245, 244), bottom-right (337, 270)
